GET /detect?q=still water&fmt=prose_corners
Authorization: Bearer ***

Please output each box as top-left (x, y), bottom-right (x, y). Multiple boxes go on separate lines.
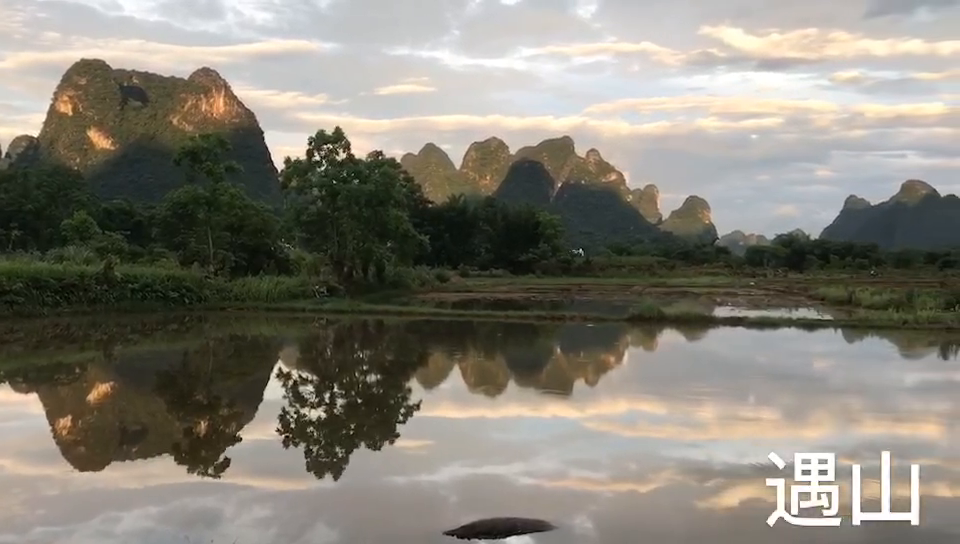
top-left (1, 315), bottom-right (959, 543)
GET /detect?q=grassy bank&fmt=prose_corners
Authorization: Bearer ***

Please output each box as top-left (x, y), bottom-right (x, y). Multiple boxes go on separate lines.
top-left (810, 285), bottom-right (960, 313)
top-left (0, 260), bottom-right (316, 316)
top-left (4, 260), bottom-right (959, 331)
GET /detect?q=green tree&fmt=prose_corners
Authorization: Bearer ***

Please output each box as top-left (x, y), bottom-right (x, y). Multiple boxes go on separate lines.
top-left (280, 127), bottom-right (429, 285)
top-left (163, 133), bottom-right (241, 272)
top-left (155, 183), bottom-right (288, 276)
top-left (412, 195), bottom-right (566, 273)
top-left (60, 210), bottom-right (102, 245)
top-left (95, 199), bottom-right (154, 250)
top-left (0, 165), bottom-right (94, 250)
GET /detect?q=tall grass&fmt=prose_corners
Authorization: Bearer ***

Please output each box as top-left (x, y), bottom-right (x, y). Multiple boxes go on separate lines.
top-left (811, 286), bottom-right (960, 313)
top-left (0, 260), bottom-right (314, 314)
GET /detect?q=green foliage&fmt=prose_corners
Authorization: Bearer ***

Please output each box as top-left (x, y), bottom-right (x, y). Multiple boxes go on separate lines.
top-left (155, 133), bottom-right (289, 277)
top-left (414, 194), bottom-right (566, 274)
top-left (60, 210), bottom-right (102, 245)
top-left (0, 164), bottom-right (95, 251)
top-left (0, 261), bottom-right (211, 311)
top-left (281, 127), bottom-right (430, 286)
top-left (7, 120), bottom-right (960, 316)
top-left (743, 231), bottom-right (960, 272)
top-left (0, 260), bottom-right (312, 313)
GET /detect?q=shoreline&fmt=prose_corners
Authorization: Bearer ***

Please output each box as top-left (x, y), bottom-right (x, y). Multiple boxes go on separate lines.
top-left (5, 299), bottom-right (953, 331)
top-left (214, 300), bottom-right (960, 331)
top-left (2, 271), bottom-right (958, 330)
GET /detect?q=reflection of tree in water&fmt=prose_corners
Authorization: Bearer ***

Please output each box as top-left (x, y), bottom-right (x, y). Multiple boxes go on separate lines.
top-left (153, 335), bottom-right (280, 479)
top-left (938, 343), bottom-right (960, 361)
top-left (154, 359), bottom-right (243, 479)
top-left (275, 320), bottom-right (429, 481)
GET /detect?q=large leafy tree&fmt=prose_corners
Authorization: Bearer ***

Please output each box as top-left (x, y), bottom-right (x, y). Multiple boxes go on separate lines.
top-left (155, 133), bottom-right (287, 276)
top-left (280, 127), bottom-right (429, 285)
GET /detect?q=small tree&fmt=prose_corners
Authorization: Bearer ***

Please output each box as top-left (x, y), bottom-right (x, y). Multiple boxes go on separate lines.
top-left (168, 133), bottom-right (241, 273)
top-left (60, 210), bottom-right (102, 245)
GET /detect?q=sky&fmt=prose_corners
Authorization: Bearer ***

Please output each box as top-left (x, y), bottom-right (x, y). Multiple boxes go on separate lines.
top-left (2, 324), bottom-right (960, 542)
top-left (0, 0), bottom-right (958, 236)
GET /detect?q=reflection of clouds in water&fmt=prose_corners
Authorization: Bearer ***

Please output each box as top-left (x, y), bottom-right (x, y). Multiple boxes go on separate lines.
top-left (0, 493), bottom-right (340, 544)
top-left (1, 322), bottom-right (960, 542)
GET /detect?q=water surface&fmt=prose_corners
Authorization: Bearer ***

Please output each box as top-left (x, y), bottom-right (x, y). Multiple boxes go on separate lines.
top-left (1, 316), bottom-right (959, 543)
top-left (417, 295), bottom-right (833, 320)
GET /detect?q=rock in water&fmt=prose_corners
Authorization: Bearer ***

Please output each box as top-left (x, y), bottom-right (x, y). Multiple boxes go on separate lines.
top-left (442, 517), bottom-right (557, 540)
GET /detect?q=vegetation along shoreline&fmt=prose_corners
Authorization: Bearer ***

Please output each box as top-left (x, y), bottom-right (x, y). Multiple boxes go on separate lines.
top-left (2, 59), bottom-right (959, 335)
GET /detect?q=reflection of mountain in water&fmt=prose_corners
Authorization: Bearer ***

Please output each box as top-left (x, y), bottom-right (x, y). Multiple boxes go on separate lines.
top-left (5, 335), bottom-right (279, 476)
top-left (3, 315), bottom-right (960, 484)
top-left (409, 321), bottom-right (720, 396)
top-left (413, 322), bottom-right (629, 397)
top-left (840, 328), bottom-right (960, 361)
top-left (278, 319), bottom-right (960, 402)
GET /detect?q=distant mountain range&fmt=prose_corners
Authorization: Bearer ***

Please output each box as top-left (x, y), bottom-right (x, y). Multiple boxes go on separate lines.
top-left (2, 58), bottom-right (951, 251)
top-left (819, 179), bottom-right (960, 250)
top-left (717, 230), bottom-right (771, 255)
top-left (399, 137), bottom-right (718, 247)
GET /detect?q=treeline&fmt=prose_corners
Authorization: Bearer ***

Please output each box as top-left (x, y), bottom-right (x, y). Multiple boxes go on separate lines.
top-left (2, 126), bottom-right (957, 300)
top-left (0, 128), bottom-right (568, 290)
top-left (606, 231), bottom-right (960, 272)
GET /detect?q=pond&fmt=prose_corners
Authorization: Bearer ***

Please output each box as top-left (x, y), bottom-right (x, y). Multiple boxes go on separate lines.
top-left (0, 315), bottom-right (959, 543)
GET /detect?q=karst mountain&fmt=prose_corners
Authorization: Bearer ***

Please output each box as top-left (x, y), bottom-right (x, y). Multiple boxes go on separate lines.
top-left (1, 58), bottom-right (280, 204)
top-left (820, 179), bottom-right (960, 250)
top-left (400, 136), bottom-right (718, 247)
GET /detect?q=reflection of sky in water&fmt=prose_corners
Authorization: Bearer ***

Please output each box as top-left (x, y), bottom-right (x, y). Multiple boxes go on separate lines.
top-left (712, 306), bottom-right (833, 319)
top-left (0, 319), bottom-right (959, 543)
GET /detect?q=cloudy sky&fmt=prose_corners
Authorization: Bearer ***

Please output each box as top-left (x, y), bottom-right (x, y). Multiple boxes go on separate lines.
top-left (2, 322), bottom-right (960, 542)
top-left (1, 0), bottom-right (958, 235)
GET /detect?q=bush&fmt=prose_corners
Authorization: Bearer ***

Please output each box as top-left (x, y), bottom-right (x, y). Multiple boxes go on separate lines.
top-left (0, 260), bottom-right (312, 313)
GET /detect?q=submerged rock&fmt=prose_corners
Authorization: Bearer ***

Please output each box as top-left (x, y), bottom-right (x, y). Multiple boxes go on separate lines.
top-left (442, 517), bottom-right (557, 540)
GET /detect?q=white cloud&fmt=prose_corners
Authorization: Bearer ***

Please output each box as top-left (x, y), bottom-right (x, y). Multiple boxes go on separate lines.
top-left (373, 84), bottom-right (436, 95)
top-left (520, 25), bottom-right (960, 66)
top-left (1, 0), bottom-right (958, 236)
top-left (0, 37), bottom-right (331, 72)
top-left (234, 87), bottom-right (336, 109)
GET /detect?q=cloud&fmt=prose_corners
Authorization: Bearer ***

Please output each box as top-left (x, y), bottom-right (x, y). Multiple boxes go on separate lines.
top-left (0, 37), bottom-right (330, 72)
top-left (831, 69), bottom-right (960, 83)
top-left (1, 0), bottom-right (959, 236)
top-left (234, 87), bottom-right (336, 109)
top-left (3, 325), bottom-right (960, 542)
top-left (863, 0), bottom-right (960, 18)
top-left (581, 94), bottom-right (951, 118)
top-left (372, 78), bottom-right (438, 95)
top-left (521, 25), bottom-right (960, 68)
